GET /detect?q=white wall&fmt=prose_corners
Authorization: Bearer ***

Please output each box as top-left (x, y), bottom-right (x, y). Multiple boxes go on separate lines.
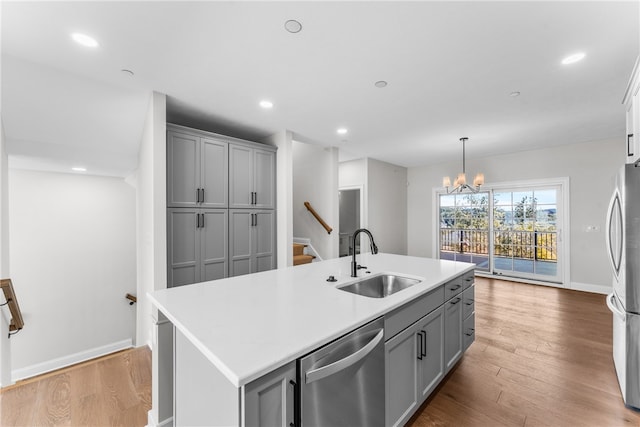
top-left (338, 158), bottom-right (408, 256)
top-left (367, 158), bottom-right (408, 255)
top-left (0, 119), bottom-right (12, 387)
top-left (292, 141), bottom-right (339, 260)
top-left (135, 91), bottom-right (167, 349)
top-left (407, 137), bottom-right (622, 290)
top-left (8, 169), bottom-right (136, 380)
top-left (267, 130), bottom-right (293, 268)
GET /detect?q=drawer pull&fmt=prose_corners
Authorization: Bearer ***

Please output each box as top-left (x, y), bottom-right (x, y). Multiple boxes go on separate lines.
top-left (465, 277), bottom-right (473, 282)
top-left (465, 328), bottom-right (475, 337)
top-left (465, 300), bottom-right (474, 306)
top-left (449, 284), bottom-right (461, 291)
top-left (450, 297), bottom-right (461, 305)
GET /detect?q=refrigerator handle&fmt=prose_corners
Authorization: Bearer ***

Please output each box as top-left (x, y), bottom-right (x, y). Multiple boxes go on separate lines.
top-left (606, 293), bottom-right (626, 321)
top-left (605, 190), bottom-right (623, 275)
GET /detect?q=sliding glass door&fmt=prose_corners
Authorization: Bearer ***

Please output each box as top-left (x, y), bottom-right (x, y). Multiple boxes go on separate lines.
top-left (439, 192), bottom-right (490, 271)
top-left (438, 183), bottom-right (563, 284)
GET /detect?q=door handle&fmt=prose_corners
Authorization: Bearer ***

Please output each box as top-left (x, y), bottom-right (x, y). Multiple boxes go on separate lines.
top-left (201, 213), bottom-right (205, 228)
top-left (417, 331), bottom-right (423, 360)
top-left (195, 213), bottom-right (200, 228)
top-left (200, 188), bottom-right (205, 203)
top-left (196, 188), bottom-right (201, 203)
top-left (305, 329), bottom-right (384, 384)
top-left (420, 330), bottom-right (427, 357)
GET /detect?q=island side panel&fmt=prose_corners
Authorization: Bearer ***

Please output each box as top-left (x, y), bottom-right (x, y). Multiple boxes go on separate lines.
top-left (174, 327), bottom-right (240, 426)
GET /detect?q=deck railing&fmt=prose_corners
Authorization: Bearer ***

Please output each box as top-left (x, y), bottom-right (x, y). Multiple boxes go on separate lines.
top-left (440, 228), bottom-right (557, 261)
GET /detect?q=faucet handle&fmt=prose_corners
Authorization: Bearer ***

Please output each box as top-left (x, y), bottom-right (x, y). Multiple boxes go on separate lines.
top-left (357, 265), bottom-right (367, 270)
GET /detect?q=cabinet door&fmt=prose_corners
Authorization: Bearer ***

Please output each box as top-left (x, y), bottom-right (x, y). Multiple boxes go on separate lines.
top-left (417, 307), bottom-right (444, 400)
top-left (244, 361), bottom-right (296, 427)
top-left (200, 138), bottom-right (228, 208)
top-left (385, 323), bottom-right (420, 427)
top-left (201, 209), bottom-right (228, 282)
top-left (229, 210), bottom-right (252, 277)
top-left (254, 149), bottom-right (276, 209)
top-left (229, 144), bottom-right (254, 208)
top-left (254, 211), bottom-right (276, 273)
top-left (167, 209), bottom-right (200, 287)
top-left (167, 131), bottom-right (200, 208)
top-left (444, 295), bottom-right (463, 372)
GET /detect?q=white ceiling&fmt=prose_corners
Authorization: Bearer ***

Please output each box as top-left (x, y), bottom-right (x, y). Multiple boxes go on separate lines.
top-left (2, 1), bottom-right (638, 177)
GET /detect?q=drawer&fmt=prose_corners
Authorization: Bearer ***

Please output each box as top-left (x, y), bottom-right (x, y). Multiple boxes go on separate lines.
top-left (444, 276), bottom-right (464, 300)
top-left (384, 286), bottom-right (444, 341)
top-left (462, 270), bottom-right (475, 289)
top-left (463, 285), bottom-right (475, 319)
top-left (463, 313), bottom-right (475, 351)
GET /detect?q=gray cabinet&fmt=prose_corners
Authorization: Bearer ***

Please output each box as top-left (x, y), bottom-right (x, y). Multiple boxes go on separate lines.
top-left (167, 127), bottom-right (228, 208)
top-left (229, 144), bottom-right (276, 209)
top-left (229, 210), bottom-right (276, 277)
top-left (444, 292), bottom-right (463, 372)
top-left (167, 208), bottom-right (228, 287)
top-left (463, 284), bottom-right (475, 351)
top-left (244, 361), bottom-right (296, 427)
top-left (385, 307), bottom-right (444, 427)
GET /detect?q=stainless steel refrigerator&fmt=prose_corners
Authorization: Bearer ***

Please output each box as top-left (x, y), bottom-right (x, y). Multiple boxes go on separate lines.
top-left (606, 162), bottom-right (640, 410)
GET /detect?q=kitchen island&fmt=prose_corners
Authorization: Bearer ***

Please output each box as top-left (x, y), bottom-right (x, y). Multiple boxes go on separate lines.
top-left (149, 253), bottom-right (475, 426)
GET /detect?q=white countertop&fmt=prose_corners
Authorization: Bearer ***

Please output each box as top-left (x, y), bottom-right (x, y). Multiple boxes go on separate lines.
top-left (148, 253), bottom-right (474, 387)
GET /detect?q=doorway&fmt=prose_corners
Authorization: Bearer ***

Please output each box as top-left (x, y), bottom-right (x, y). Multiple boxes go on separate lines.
top-left (339, 188), bottom-right (362, 257)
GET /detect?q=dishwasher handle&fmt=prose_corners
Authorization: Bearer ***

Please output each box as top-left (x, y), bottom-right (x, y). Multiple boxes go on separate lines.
top-left (305, 329), bottom-right (384, 384)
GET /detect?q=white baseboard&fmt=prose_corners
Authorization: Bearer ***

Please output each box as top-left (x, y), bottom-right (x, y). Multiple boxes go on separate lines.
top-left (147, 410), bottom-right (173, 427)
top-left (12, 339), bottom-right (133, 382)
top-left (570, 281), bottom-right (611, 295)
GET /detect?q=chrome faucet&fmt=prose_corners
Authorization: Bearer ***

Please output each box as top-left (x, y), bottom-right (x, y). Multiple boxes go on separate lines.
top-left (351, 228), bottom-right (379, 277)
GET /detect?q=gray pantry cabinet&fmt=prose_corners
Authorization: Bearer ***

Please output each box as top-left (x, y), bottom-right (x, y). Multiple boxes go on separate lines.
top-left (229, 210), bottom-right (276, 277)
top-left (167, 129), bottom-right (228, 209)
top-left (229, 143), bottom-right (276, 209)
top-left (167, 208), bottom-right (228, 287)
top-left (166, 124), bottom-right (277, 287)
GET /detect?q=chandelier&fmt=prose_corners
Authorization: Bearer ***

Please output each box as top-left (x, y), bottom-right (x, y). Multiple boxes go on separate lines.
top-left (442, 137), bottom-right (484, 193)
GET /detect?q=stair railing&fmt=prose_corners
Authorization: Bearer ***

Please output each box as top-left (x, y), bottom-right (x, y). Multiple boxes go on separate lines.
top-left (304, 201), bottom-right (333, 234)
top-left (0, 278), bottom-right (24, 337)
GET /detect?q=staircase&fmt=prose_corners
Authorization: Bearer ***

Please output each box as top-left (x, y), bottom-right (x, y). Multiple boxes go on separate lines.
top-left (293, 243), bottom-right (315, 266)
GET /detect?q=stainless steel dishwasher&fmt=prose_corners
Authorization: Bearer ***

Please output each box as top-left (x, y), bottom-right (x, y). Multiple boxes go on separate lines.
top-left (298, 317), bottom-right (385, 426)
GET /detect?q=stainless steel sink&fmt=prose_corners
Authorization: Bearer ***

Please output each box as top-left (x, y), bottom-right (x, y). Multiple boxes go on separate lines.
top-left (337, 274), bottom-right (421, 298)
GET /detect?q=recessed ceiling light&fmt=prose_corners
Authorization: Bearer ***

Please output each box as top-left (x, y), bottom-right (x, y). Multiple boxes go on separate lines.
top-left (71, 33), bottom-right (99, 48)
top-left (561, 52), bottom-right (586, 65)
top-left (284, 20), bottom-right (302, 33)
top-left (337, 128), bottom-right (348, 135)
top-left (510, 91), bottom-right (521, 97)
top-left (375, 81), bottom-right (388, 88)
top-left (259, 100), bottom-right (274, 109)
top-left (72, 167), bottom-right (87, 172)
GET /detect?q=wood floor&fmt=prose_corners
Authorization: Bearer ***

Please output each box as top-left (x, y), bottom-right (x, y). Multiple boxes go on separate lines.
top-left (409, 277), bottom-right (640, 426)
top-left (1, 277), bottom-right (638, 426)
top-left (0, 346), bottom-right (151, 426)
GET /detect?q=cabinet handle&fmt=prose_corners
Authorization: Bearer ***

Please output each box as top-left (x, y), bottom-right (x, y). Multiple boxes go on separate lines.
top-left (465, 328), bottom-right (475, 337)
top-left (465, 300), bottom-right (474, 306)
top-left (196, 188), bottom-right (200, 203)
top-left (201, 213), bottom-right (205, 228)
top-left (450, 297), bottom-right (461, 305)
top-left (200, 188), bottom-right (205, 203)
top-left (417, 332), bottom-right (423, 360)
top-left (465, 277), bottom-right (473, 282)
top-left (450, 284), bottom-right (461, 291)
top-left (420, 330), bottom-right (427, 357)
top-left (288, 379), bottom-right (298, 427)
